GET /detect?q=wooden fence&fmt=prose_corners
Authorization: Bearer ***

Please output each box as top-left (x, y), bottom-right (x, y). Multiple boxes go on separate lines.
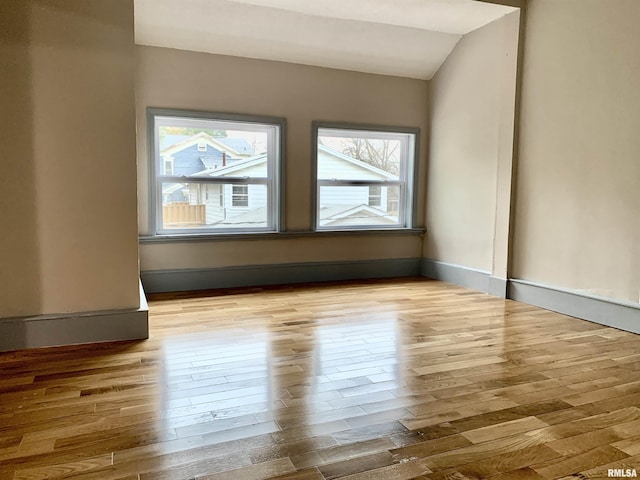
top-left (163, 203), bottom-right (205, 225)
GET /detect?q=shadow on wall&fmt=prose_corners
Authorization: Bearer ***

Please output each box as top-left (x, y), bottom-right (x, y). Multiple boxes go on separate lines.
top-left (0, 0), bottom-right (43, 345)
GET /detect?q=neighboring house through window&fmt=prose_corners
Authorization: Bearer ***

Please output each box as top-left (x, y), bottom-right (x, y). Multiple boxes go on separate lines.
top-left (149, 109), bottom-right (285, 234)
top-left (313, 123), bottom-right (418, 230)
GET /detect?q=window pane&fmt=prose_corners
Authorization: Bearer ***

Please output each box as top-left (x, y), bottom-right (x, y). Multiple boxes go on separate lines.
top-left (314, 125), bottom-right (416, 230)
top-left (151, 110), bottom-right (283, 234)
top-left (368, 185), bottom-right (382, 207)
top-left (161, 182), bottom-right (269, 230)
top-left (158, 122), bottom-right (269, 178)
top-left (164, 160), bottom-right (173, 175)
top-left (317, 130), bottom-right (402, 181)
top-left (232, 185), bottom-right (249, 207)
top-left (318, 185), bottom-right (401, 227)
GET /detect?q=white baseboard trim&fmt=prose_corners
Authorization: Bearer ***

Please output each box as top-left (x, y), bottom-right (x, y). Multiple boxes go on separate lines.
top-left (0, 282), bottom-right (149, 352)
top-left (509, 279), bottom-right (640, 334)
top-left (141, 258), bottom-right (423, 293)
top-left (421, 259), bottom-right (507, 298)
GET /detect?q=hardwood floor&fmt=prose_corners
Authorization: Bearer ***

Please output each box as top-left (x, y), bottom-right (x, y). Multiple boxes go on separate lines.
top-left (2, 277), bottom-right (640, 479)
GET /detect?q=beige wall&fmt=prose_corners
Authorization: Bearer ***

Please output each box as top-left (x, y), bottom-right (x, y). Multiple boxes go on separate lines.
top-left (514, 0), bottom-right (640, 303)
top-left (137, 46), bottom-right (428, 271)
top-left (0, 0), bottom-right (140, 317)
top-left (0, 0), bottom-right (41, 317)
top-left (424, 12), bottom-right (519, 274)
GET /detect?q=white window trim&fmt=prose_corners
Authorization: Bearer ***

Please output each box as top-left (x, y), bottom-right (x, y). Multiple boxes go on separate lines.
top-left (312, 122), bottom-right (419, 232)
top-left (231, 185), bottom-right (249, 207)
top-left (368, 185), bottom-right (382, 207)
top-left (163, 156), bottom-right (174, 176)
top-left (148, 108), bottom-right (285, 236)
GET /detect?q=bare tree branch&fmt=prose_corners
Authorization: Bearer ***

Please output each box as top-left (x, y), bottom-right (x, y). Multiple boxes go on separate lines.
top-left (343, 138), bottom-right (399, 175)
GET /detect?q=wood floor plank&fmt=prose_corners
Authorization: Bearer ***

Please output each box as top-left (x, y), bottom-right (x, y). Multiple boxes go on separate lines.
top-left (488, 467), bottom-right (548, 480)
top-left (317, 451), bottom-right (396, 480)
top-left (577, 454), bottom-right (640, 479)
top-left (265, 468), bottom-right (325, 480)
top-left (426, 444), bottom-right (561, 480)
top-left (531, 445), bottom-right (629, 479)
top-left (330, 457), bottom-right (432, 480)
top-left (11, 453), bottom-right (113, 480)
top-left (462, 416), bottom-right (550, 444)
top-left (613, 435), bottom-right (640, 457)
top-left (198, 457), bottom-right (296, 480)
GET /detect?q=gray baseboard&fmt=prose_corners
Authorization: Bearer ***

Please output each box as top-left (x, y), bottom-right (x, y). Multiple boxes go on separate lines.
top-left (421, 259), bottom-right (507, 298)
top-left (0, 282), bottom-right (149, 352)
top-left (509, 279), bottom-right (640, 334)
top-left (141, 258), bottom-right (422, 293)
top-left (488, 276), bottom-right (509, 298)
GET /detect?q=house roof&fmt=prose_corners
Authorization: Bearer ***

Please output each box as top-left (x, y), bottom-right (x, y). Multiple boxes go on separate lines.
top-left (199, 156), bottom-right (221, 169)
top-left (218, 137), bottom-right (253, 155)
top-left (189, 144), bottom-right (396, 180)
top-left (317, 144), bottom-right (397, 180)
top-left (188, 154), bottom-right (267, 177)
top-left (216, 203), bottom-right (396, 228)
top-left (319, 204), bottom-right (397, 225)
top-left (205, 154), bottom-right (268, 177)
top-left (217, 206), bottom-right (269, 227)
top-left (161, 132), bottom-right (252, 157)
top-left (162, 182), bottom-right (186, 195)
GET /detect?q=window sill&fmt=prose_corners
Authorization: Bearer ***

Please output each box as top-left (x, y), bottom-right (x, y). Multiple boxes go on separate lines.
top-left (139, 228), bottom-right (425, 244)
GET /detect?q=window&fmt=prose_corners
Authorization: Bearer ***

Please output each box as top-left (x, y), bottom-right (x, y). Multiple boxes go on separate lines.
top-left (232, 185), bottom-right (249, 207)
top-left (313, 123), bottom-right (418, 230)
top-left (368, 185), bottom-right (382, 207)
top-left (163, 158), bottom-right (174, 175)
top-left (149, 109), bottom-right (284, 234)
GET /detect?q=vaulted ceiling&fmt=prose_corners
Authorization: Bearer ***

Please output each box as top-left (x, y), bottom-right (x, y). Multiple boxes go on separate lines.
top-left (134, 0), bottom-right (517, 80)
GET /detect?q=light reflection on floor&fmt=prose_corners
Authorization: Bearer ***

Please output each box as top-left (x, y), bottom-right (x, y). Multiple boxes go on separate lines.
top-left (158, 316), bottom-right (404, 449)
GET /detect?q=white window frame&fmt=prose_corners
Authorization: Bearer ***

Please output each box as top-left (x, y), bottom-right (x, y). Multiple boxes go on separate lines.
top-left (148, 108), bottom-right (285, 235)
top-left (312, 122), bottom-right (419, 231)
top-left (368, 185), bottom-right (382, 207)
top-left (163, 157), bottom-right (174, 176)
top-left (231, 184), bottom-right (249, 207)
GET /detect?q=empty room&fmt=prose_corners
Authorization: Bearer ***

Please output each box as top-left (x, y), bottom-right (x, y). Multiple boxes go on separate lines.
top-left (1, 0), bottom-right (640, 479)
